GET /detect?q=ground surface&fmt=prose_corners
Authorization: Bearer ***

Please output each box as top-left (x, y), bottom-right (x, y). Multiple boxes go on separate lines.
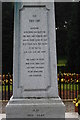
top-left (0, 113), bottom-right (79, 120)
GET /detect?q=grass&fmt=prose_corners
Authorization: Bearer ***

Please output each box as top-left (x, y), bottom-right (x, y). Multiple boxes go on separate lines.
top-left (0, 83), bottom-right (79, 92)
top-left (57, 58), bottom-right (67, 67)
top-left (58, 83), bottom-right (79, 91)
top-left (0, 85), bottom-right (12, 92)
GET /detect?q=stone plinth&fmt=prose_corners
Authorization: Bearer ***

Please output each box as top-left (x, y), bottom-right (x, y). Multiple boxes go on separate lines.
top-left (6, 96), bottom-right (65, 118)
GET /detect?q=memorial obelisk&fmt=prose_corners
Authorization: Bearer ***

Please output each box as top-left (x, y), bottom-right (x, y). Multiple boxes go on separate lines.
top-left (6, 1), bottom-right (65, 119)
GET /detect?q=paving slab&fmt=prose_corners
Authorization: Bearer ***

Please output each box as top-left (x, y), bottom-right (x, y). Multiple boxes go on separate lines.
top-left (0, 113), bottom-right (79, 120)
top-left (65, 112), bottom-right (78, 118)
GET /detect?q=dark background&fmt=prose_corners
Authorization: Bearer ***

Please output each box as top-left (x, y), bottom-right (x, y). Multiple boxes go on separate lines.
top-left (2, 2), bottom-right (80, 73)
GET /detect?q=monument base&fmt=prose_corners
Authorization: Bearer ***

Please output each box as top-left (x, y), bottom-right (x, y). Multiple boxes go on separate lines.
top-left (6, 96), bottom-right (65, 119)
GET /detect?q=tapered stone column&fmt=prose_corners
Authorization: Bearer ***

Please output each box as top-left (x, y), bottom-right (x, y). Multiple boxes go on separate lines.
top-left (6, 1), bottom-right (65, 119)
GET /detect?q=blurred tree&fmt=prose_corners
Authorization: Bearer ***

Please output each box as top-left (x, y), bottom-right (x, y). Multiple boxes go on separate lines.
top-left (67, 3), bottom-right (80, 73)
top-left (2, 3), bottom-right (14, 73)
top-left (55, 3), bottom-right (72, 60)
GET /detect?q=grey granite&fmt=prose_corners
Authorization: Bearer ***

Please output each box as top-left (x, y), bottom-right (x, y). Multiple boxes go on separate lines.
top-left (6, 96), bottom-right (65, 118)
top-left (13, 2), bottom-right (58, 98)
top-left (6, 1), bottom-right (65, 119)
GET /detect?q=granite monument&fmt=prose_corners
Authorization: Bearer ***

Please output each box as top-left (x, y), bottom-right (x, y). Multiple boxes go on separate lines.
top-left (6, 1), bottom-right (65, 119)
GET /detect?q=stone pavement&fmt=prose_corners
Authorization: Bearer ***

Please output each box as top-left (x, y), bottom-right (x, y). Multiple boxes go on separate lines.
top-left (0, 113), bottom-right (79, 120)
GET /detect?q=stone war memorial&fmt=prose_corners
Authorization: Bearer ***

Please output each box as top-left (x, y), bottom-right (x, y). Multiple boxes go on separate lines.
top-left (6, 1), bottom-right (65, 119)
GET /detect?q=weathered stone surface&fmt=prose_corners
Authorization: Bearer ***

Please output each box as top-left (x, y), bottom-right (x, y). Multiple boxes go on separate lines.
top-left (6, 96), bottom-right (65, 118)
top-left (13, 2), bottom-right (58, 98)
top-left (6, 2), bottom-right (65, 119)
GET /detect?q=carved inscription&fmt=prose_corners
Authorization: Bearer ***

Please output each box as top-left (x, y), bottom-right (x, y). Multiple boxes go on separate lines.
top-left (20, 7), bottom-right (50, 90)
top-left (27, 108), bottom-right (45, 117)
top-left (23, 28), bottom-right (47, 77)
